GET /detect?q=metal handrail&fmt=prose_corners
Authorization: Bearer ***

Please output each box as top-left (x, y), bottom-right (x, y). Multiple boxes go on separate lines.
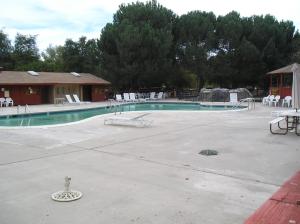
top-left (25, 104), bottom-right (30, 113)
top-left (233, 98), bottom-right (255, 110)
top-left (107, 99), bottom-right (124, 115)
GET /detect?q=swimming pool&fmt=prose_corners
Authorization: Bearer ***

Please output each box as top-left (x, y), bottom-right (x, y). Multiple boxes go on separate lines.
top-left (0, 102), bottom-right (244, 127)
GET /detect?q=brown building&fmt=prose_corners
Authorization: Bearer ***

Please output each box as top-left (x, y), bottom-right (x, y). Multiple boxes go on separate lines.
top-left (0, 70), bottom-right (110, 105)
top-left (266, 63), bottom-right (300, 97)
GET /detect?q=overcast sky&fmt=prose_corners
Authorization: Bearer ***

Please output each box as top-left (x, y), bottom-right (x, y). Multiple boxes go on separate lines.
top-left (1, 0), bottom-right (300, 51)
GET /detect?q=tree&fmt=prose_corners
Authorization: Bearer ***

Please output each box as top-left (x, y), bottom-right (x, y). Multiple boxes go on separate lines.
top-left (61, 38), bottom-right (81, 72)
top-left (12, 33), bottom-right (40, 70)
top-left (248, 15), bottom-right (297, 69)
top-left (41, 45), bottom-right (64, 71)
top-left (0, 30), bottom-right (13, 69)
top-left (216, 11), bottom-right (244, 52)
top-left (61, 37), bottom-right (101, 74)
top-left (206, 11), bottom-right (244, 88)
top-left (207, 13), bottom-right (299, 88)
top-left (99, 0), bottom-right (177, 90)
top-left (81, 38), bottom-right (101, 74)
top-left (234, 38), bottom-right (262, 87)
top-left (291, 32), bottom-right (300, 63)
top-left (175, 11), bottom-right (217, 88)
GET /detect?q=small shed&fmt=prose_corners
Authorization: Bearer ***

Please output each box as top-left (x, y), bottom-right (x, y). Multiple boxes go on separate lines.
top-left (266, 63), bottom-right (300, 97)
top-left (0, 70), bottom-right (110, 105)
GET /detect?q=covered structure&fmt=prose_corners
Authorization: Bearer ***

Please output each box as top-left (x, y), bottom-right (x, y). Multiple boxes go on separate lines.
top-left (292, 63), bottom-right (300, 109)
top-left (266, 63), bottom-right (300, 97)
top-left (0, 70), bottom-right (110, 105)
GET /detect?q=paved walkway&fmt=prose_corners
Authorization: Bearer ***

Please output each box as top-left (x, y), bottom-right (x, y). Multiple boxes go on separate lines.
top-left (0, 102), bottom-right (299, 224)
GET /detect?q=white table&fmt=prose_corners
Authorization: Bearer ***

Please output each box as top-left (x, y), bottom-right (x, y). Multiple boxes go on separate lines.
top-left (279, 111), bottom-right (300, 135)
top-left (54, 98), bottom-right (65, 104)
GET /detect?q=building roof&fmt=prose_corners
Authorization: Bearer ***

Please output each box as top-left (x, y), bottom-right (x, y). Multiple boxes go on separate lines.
top-left (267, 63), bottom-right (300, 75)
top-left (0, 71), bottom-right (110, 85)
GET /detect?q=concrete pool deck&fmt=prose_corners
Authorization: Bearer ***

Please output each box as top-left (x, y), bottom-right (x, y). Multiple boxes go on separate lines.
top-left (0, 101), bottom-right (299, 224)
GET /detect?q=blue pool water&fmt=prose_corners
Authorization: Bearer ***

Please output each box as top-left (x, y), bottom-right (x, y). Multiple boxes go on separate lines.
top-left (0, 102), bottom-right (243, 127)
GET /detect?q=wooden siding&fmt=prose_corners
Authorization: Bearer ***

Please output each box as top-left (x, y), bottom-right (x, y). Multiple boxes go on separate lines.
top-left (0, 84), bottom-right (108, 105)
top-left (53, 84), bottom-right (81, 101)
top-left (0, 85), bottom-right (43, 105)
top-left (91, 85), bottom-right (108, 102)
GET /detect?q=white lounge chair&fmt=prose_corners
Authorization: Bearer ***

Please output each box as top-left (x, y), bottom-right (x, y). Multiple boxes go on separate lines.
top-left (136, 93), bottom-right (147, 102)
top-left (269, 95), bottom-right (280, 107)
top-left (73, 94), bottom-right (82, 103)
top-left (123, 93), bottom-right (131, 102)
top-left (282, 96), bottom-right (292, 107)
top-left (157, 92), bottom-right (163, 100)
top-left (149, 92), bottom-right (156, 100)
top-left (73, 94), bottom-right (90, 104)
top-left (129, 93), bottom-right (138, 102)
top-left (104, 113), bottom-right (152, 127)
top-left (115, 94), bottom-right (123, 102)
top-left (142, 93), bottom-right (150, 101)
top-left (0, 97), bottom-right (5, 107)
top-left (5, 97), bottom-right (14, 107)
top-left (65, 94), bottom-right (76, 104)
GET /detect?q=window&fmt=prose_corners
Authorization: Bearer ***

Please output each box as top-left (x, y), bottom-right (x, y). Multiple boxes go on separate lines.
top-left (283, 74), bottom-right (292, 87)
top-left (271, 76), bottom-right (279, 87)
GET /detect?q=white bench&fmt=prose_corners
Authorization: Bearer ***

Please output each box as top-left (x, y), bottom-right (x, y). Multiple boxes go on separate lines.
top-left (269, 117), bottom-right (285, 125)
top-left (269, 117), bottom-right (287, 135)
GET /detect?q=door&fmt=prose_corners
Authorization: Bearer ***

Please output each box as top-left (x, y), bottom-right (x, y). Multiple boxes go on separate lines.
top-left (41, 86), bottom-right (51, 104)
top-left (82, 85), bottom-right (92, 101)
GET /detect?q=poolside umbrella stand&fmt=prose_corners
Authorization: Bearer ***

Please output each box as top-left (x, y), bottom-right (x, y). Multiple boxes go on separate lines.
top-left (292, 63), bottom-right (300, 111)
top-left (51, 176), bottom-right (83, 202)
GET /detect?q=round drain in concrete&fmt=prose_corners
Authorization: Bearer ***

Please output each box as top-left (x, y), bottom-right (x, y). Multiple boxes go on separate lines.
top-left (199, 149), bottom-right (218, 156)
top-left (51, 176), bottom-right (82, 202)
top-left (51, 190), bottom-right (83, 202)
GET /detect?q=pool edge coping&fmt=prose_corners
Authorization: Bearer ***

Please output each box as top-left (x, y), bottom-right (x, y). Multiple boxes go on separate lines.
top-left (0, 104), bottom-right (248, 129)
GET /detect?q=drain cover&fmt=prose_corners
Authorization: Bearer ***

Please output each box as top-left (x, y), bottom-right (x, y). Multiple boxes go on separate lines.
top-left (51, 190), bottom-right (82, 202)
top-left (199, 149), bottom-right (218, 156)
top-left (51, 176), bottom-right (82, 202)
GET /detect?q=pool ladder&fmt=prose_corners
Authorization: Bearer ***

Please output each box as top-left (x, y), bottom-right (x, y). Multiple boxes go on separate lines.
top-left (233, 98), bottom-right (256, 110)
top-left (17, 105), bottom-right (31, 126)
top-left (107, 100), bottom-right (123, 115)
top-left (17, 104), bottom-right (31, 114)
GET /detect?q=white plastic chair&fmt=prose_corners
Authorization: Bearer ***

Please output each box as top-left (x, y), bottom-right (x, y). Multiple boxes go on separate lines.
top-left (270, 95), bottom-right (280, 107)
top-left (5, 97), bottom-right (14, 107)
top-left (262, 95), bottom-right (270, 105)
top-left (282, 96), bottom-right (292, 107)
top-left (267, 95), bottom-right (275, 106)
top-left (0, 97), bottom-right (5, 107)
